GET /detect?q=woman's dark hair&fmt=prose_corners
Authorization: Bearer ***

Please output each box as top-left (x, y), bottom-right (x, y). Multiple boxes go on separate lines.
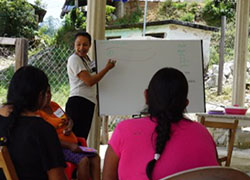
top-left (74, 31), bottom-right (92, 45)
top-left (6, 65), bottom-right (49, 136)
top-left (145, 67), bottom-right (188, 179)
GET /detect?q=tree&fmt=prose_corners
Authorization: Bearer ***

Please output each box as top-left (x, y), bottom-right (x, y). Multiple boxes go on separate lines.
top-left (54, 8), bottom-right (86, 46)
top-left (0, 0), bottom-right (38, 39)
top-left (34, 0), bottom-right (47, 9)
top-left (201, 0), bottom-right (236, 27)
top-left (39, 16), bottom-right (61, 37)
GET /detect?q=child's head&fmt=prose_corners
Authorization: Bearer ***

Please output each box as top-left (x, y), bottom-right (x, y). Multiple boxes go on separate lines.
top-left (41, 86), bottom-right (52, 109)
top-left (7, 65), bottom-right (49, 112)
top-left (146, 67), bottom-right (188, 120)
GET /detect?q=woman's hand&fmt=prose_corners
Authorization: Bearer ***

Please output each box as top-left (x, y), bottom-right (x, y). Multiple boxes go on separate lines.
top-left (69, 143), bottom-right (83, 153)
top-left (106, 59), bottom-right (116, 70)
top-left (63, 117), bottom-right (74, 136)
top-left (77, 59), bottom-right (117, 87)
top-left (0, 105), bottom-right (13, 117)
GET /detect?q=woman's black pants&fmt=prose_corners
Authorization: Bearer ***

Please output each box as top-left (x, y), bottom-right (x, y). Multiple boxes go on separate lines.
top-left (66, 96), bottom-right (95, 139)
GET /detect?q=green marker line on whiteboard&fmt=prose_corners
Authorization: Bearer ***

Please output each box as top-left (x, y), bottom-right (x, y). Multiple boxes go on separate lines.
top-left (177, 43), bottom-right (189, 68)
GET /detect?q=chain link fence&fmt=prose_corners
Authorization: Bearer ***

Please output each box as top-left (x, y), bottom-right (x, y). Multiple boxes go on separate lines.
top-left (0, 41), bottom-right (129, 134)
top-left (0, 45), bottom-right (15, 104)
top-left (28, 44), bottom-right (74, 108)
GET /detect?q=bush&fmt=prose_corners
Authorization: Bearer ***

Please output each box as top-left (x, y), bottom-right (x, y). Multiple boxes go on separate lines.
top-left (54, 11), bottom-right (83, 46)
top-left (157, 0), bottom-right (202, 23)
top-left (0, 0), bottom-right (38, 39)
top-left (180, 13), bottom-right (195, 22)
top-left (113, 8), bottom-right (143, 25)
top-left (106, 5), bottom-right (116, 23)
top-left (201, 0), bottom-right (236, 27)
top-left (209, 20), bottom-right (236, 67)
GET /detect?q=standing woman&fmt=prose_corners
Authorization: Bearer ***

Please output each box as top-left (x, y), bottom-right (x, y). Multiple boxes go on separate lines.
top-left (66, 32), bottom-right (116, 139)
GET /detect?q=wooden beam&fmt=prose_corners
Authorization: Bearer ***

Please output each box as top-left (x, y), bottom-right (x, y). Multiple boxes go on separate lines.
top-left (217, 16), bottom-right (226, 95)
top-left (101, 116), bottom-right (109, 144)
top-left (232, 0), bottom-right (250, 106)
top-left (86, 0), bottom-right (106, 151)
top-left (15, 38), bottom-right (28, 71)
top-left (0, 37), bottom-right (16, 45)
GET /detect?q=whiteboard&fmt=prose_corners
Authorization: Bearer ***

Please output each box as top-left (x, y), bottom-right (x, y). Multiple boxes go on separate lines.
top-left (95, 40), bottom-right (205, 115)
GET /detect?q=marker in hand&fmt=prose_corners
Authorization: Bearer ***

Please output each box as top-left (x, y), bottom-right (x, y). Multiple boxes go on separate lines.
top-left (106, 59), bottom-right (116, 70)
top-left (109, 59), bottom-right (116, 64)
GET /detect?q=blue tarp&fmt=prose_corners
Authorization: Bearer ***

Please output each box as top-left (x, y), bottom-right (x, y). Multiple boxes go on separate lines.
top-left (112, 0), bottom-right (128, 2)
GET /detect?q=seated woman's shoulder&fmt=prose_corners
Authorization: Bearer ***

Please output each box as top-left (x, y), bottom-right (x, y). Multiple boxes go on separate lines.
top-left (116, 116), bottom-right (151, 128)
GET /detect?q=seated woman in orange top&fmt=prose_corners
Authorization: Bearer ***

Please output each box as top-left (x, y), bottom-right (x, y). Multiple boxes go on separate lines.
top-left (36, 86), bottom-right (100, 180)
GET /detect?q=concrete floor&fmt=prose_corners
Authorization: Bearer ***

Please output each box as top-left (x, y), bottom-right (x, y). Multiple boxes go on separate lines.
top-left (217, 147), bottom-right (250, 175)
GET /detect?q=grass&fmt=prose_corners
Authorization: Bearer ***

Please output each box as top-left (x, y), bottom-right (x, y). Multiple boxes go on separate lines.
top-left (0, 85), bottom-right (7, 104)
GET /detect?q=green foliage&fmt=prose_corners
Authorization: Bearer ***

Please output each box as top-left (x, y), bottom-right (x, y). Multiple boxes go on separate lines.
top-left (39, 16), bottom-right (61, 37)
top-left (70, 8), bottom-right (86, 29)
top-left (34, 0), bottom-right (47, 9)
top-left (157, 0), bottom-right (202, 22)
top-left (0, 0), bottom-right (38, 39)
top-left (209, 20), bottom-right (236, 67)
top-left (173, 2), bottom-right (187, 10)
top-left (0, 65), bottom-right (14, 88)
top-left (180, 13), bottom-right (195, 22)
top-left (54, 8), bottom-right (86, 46)
top-left (113, 8), bottom-right (143, 25)
top-left (0, 65), bottom-right (14, 104)
top-left (106, 5), bottom-right (116, 23)
top-left (36, 26), bottom-right (54, 46)
top-left (0, 85), bottom-right (7, 104)
top-left (201, 0), bottom-right (236, 27)
top-left (54, 5), bottom-right (116, 46)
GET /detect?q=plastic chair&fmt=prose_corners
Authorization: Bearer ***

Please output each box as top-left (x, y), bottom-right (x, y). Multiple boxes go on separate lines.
top-left (64, 137), bottom-right (87, 180)
top-left (200, 117), bottom-right (239, 166)
top-left (0, 146), bottom-right (19, 180)
top-left (160, 166), bottom-right (250, 180)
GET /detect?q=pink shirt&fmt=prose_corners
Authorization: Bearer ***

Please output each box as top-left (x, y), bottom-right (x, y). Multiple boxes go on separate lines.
top-left (109, 117), bottom-right (218, 180)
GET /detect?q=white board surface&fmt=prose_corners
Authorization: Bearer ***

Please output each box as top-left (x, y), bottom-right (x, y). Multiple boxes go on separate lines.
top-left (95, 40), bottom-right (205, 115)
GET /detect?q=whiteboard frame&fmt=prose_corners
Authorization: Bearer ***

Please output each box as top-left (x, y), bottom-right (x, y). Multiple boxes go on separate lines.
top-left (95, 40), bottom-right (206, 116)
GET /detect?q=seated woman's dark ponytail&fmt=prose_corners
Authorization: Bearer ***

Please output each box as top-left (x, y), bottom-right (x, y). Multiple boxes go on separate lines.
top-left (145, 68), bottom-right (188, 179)
top-left (146, 113), bottom-right (172, 180)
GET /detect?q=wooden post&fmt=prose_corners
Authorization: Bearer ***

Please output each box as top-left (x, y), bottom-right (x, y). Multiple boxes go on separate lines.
top-left (115, 1), bottom-right (125, 18)
top-left (75, 0), bottom-right (78, 8)
top-left (232, 0), bottom-right (249, 106)
top-left (15, 38), bottom-right (28, 71)
top-left (86, 0), bottom-right (106, 151)
top-left (101, 115), bottom-right (109, 144)
top-left (217, 16), bottom-right (226, 95)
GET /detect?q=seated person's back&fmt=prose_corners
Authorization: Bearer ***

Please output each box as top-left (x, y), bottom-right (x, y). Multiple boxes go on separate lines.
top-left (0, 115), bottom-right (65, 180)
top-left (103, 67), bottom-right (219, 180)
top-left (109, 116), bottom-right (218, 180)
top-left (0, 66), bottom-right (67, 180)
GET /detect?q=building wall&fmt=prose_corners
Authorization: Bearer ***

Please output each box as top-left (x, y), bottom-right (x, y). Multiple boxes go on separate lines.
top-left (105, 24), bottom-right (213, 68)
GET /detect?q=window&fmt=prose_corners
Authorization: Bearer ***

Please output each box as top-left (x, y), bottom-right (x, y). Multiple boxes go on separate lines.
top-left (145, 33), bottom-right (165, 38)
top-left (106, 36), bottom-right (122, 40)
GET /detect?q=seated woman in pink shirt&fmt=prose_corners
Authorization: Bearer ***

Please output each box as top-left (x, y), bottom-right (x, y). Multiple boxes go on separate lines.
top-left (102, 67), bottom-right (219, 180)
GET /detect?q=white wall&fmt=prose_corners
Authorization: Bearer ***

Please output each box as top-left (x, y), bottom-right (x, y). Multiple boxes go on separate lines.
top-left (106, 23), bottom-right (214, 68)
